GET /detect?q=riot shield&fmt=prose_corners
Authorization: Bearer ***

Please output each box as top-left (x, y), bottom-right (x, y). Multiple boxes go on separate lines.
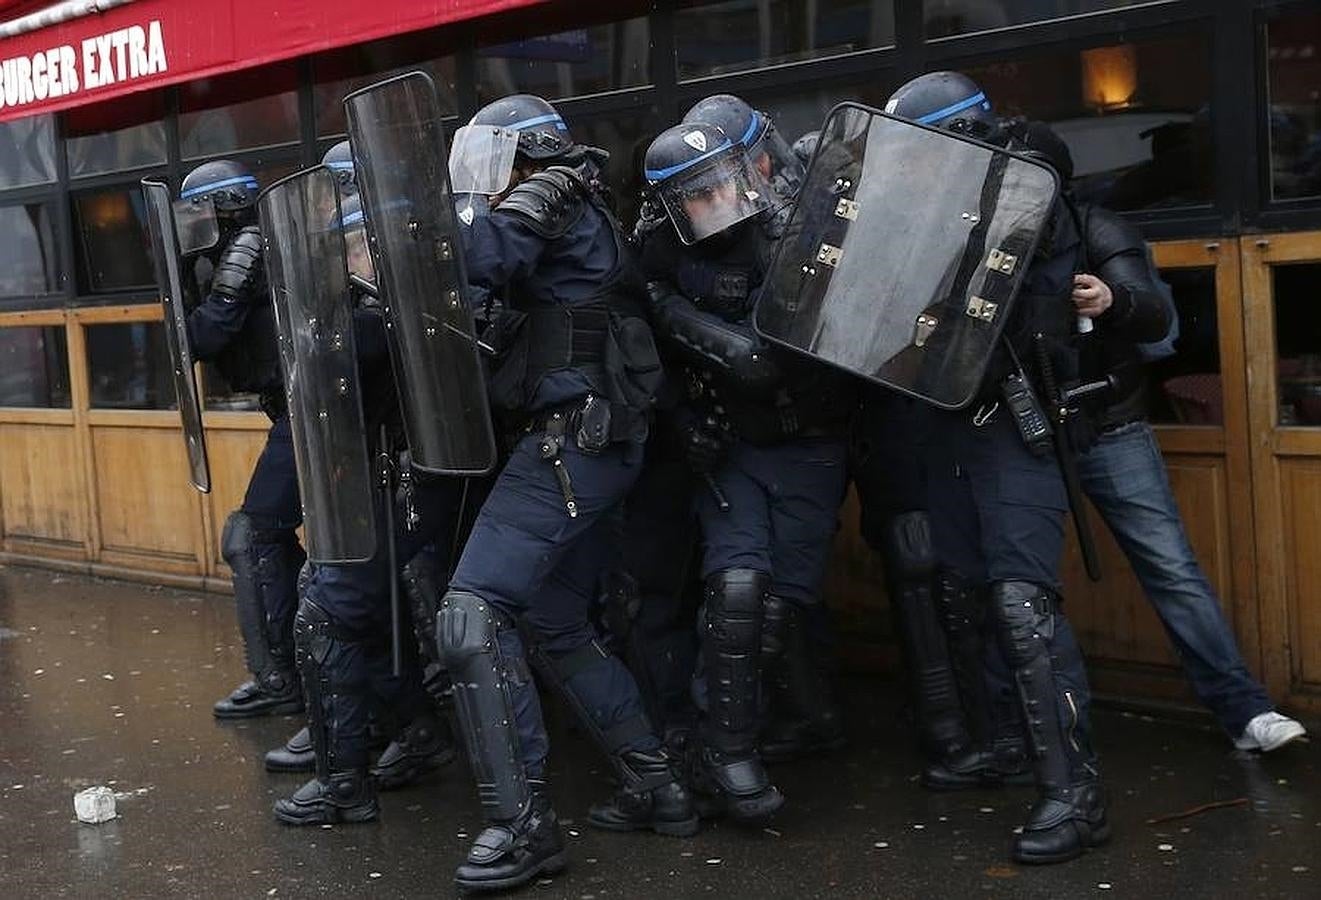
top-left (344, 71), bottom-right (497, 476)
top-left (258, 167), bottom-right (377, 564)
top-left (754, 103), bottom-right (1059, 410)
top-left (141, 178), bottom-right (211, 493)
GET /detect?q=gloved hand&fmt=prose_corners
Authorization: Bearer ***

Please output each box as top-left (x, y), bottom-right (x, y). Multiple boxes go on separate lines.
top-left (210, 225), bottom-right (263, 302)
top-left (681, 413), bottom-right (732, 473)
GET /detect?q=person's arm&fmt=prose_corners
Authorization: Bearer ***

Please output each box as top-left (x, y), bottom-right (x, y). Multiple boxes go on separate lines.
top-left (457, 196), bottom-right (548, 304)
top-left (1074, 205), bottom-right (1171, 343)
top-left (186, 226), bottom-right (264, 360)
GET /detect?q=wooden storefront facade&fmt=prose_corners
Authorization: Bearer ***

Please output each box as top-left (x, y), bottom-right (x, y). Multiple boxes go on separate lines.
top-left (1, 0), bottom-right (1320, 720)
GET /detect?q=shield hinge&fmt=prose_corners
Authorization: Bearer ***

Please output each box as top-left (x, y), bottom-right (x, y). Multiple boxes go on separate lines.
top-left (834, 198), bottom-right (859, 221)
top-left (816, 243), bottom-right (842, 267)
top-left (986, 248), bottom-right (1018, 275)
top-left (914, 313), bottom-right (939, 347)
top-left (965, 295), bottom-right (999, 322)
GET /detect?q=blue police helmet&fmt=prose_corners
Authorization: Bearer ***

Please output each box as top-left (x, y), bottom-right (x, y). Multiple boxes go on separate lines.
top-left (470, 94), bottom-right (574, 161)
top-left (180, 159), bottom-right (260, 214)
top-left (885, 71), bottom-right (996, 138)
top-left (643, 122), bottom-right (735, 190)
top-left (320, 140), bottom-right (356, 193)
top-left (682, 94), bottom-right (767, 151)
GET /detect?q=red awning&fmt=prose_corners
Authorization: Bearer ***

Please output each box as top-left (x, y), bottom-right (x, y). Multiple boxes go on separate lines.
top-left (0, 0), bottom-right (546, 123)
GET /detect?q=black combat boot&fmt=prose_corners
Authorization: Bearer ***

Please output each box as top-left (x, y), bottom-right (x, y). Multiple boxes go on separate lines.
top-left (455, 780), bottom-right (566, 892)
top-left (273, 769), bottom-right (379, 825)
top-left (921, 733), bottom-right (1033, 790)
top-left (991, 581), bottom-right (1110, 865)
top-left (759, 601), bottom-right (845, 763)
top-left (588, 748), bottom-right (699, 836)
top-left (212, 664), bottom-right (302, 719)
top-left (265, 726), bottom-right (314, 773)
top-left (369, 713), bottom-right (457, 790)
top-left (691, 743), bottom-right (785, 823)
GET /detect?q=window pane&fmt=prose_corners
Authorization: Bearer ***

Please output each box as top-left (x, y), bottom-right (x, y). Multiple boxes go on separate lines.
top-left (571, 111), bottom-right (658, 231)
top-left (1274, 263), bottom-right (1321, 427)
top-left (200, 364), bottom-right (261, 412)
top-left (1148, 267), bottom-right (1220, 426)
top-left (0, 327), bottom-right (70, 408)
top-left (675, 0), bottom-right (894, 81)
top-left (0, 114), bottom-right (56, 188)
top-left (743, 76), bottom-right (900, 149)
top-left (180, 63), bottom-right (300, 159)
top-left (477, 20), bottom-right (650, 103)
top-left (925, 0), bottom-right (1169, 40)
top-left (962, 34), bottom-right (1213, 211)
top-left (73, 187), bottom-right (155, 294)
top-left (313, 35), bottom-right (459, 137)
top-left (65, 91), bottom-right (166, 178)
top-left (1266, 10), bottom-right (1321, 201)
top-left (0, 203), bottom-right (60, 298)
top-left (85, 322), bottom-right (174, 410)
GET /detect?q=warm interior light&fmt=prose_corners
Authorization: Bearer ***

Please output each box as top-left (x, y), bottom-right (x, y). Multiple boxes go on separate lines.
top-left (1081, 44), bottom-right (1138, 111)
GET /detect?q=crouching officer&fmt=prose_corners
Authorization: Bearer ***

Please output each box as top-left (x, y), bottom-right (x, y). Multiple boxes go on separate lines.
top-left (435, 94), bottom-right (696, 892)
top-left (180, 160), bottom-right (305, 720)
top-left (887, 71), bottom-right (1109, 864)
top-left (638, 121), bottom-right (853, 821)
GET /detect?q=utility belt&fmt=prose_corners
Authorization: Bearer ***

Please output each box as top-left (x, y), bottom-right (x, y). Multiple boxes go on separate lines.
top-left (522, 393), bottom-right (616, 519)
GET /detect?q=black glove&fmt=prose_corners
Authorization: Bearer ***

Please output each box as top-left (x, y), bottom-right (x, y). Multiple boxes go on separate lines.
top-left (681, 413), bottom-right (732, 473)
top-left (210, 225), bottom-right (263, 302)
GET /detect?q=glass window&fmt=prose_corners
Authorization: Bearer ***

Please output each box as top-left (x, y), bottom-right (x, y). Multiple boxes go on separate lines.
top-left (962, 33), bottom-right (1213, 211)
top-left (1147, 267), bottom-right (1220, 426)
top-left (64, 91), bottom-right (167, 178)
top-left (85, 322), bottom-right (174, 410)
top-left (313, 34), bottom-right (459, 137)
top-left (743, 77), bottom-right (900, 149)
top-left (925, 0), bottom-right (1165, 40)
top-left (180, 63), bottom-right (300, 159)
top-left (675, 0), bottom-right (894, 80)
top-left (477, 20), bottom-right (650, 103)
top-left (0, 203), bottom-right (60, 298)
top-left (72, 187), bottom-right (156, 295)
top-left (1273, 263), bottom-right (1321, 427)
top-left (0, 326), bottom-right (70, 408)
top-left (200, 364), bottom-right (260, 412)
top-left (571, 110), bottom-right (659, 231)
top-left (0, 114), bottom-right (56, 188)
top-left (1266, 9), bottom-right (1321, 202)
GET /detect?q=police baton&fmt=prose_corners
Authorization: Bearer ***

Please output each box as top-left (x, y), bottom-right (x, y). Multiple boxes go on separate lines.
top-left (378, 424), bottom-right (403, 677)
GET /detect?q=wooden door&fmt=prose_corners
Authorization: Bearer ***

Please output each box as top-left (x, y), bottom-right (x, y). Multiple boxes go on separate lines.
top-left (1241, 231), bottom-right (1321, 717)
top-left (1064, 238), bottom-right (1259, 705)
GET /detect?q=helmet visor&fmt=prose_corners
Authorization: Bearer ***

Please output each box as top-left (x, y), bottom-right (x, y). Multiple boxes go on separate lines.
top-left (448, 124), bottom-right (519, 196)
top-left (751, 121), bottom-right (805, 198)
top-left (172, 196), bottom-right (220, 255)
top-left (656, 147), bottom-right (772, 245)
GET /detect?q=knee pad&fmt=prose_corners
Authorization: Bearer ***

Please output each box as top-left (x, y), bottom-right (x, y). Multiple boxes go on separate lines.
top-left (990, 580), bottom-right (1055, 668)
top-left (883, 511), bottom-right (935, 582)
top-left (293, 596), bottom-right (335, 667)
top-left (221, 511), bottom-right (254, 568)
top-left (703, 568), bottom-right (768, 652)
top-left (760, 593), bottom-right (796, 662)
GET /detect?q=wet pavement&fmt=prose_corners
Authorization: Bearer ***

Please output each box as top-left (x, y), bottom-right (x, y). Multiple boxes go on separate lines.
top-left (0, 564), bottom-right (1318, 899)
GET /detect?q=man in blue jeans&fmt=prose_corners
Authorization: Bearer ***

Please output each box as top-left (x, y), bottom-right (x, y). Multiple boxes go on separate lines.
top-left (1019, 122), bottom-right (1307, 753)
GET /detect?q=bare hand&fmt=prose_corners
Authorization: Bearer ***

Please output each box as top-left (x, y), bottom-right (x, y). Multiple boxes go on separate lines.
top-left (1072, 273), bottom-right (1113, 318)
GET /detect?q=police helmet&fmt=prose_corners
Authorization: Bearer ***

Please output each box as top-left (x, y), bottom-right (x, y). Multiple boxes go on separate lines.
top-left (320, 140), bottom-right (357, 193)
top-left (470, 94), bottom-right (574, 161)
top-left (180, 159), bottom-right (260, 214)
top-left (682, 94), bottom-right (802, 192)
top-left (643, 121), bottom-right (771, 245)
top-left (884, 71), bottom-right (996, 138)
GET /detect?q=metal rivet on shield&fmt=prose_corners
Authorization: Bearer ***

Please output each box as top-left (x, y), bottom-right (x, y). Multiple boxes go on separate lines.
top-left (426, 326), bottom-right (437, 337)
top-left (337, 378), bottom-right (348, 395)
top-left (318, 410), bottom-right (328, 421)
top-left (448, 291), bottom-right (459, 308)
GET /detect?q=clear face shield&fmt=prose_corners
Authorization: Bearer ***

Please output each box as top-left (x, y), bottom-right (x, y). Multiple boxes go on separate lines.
top-left (656, 146), bottom-right (773, 246)
top-left (750, 120), bottom-right (805, 196)
top-left (172, 196), bottom-right (220, 255)
top-left (448, 124), bottom-right (520, 196)
top-left (343, 218), bottom-right (375, 283)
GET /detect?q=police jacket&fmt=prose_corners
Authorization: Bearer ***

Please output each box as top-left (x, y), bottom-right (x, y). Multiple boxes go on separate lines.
top-left (1070, 201), bottom-right (1174, 430)
top-left (639, 213), bottom-right (854, 444)
top-left (185, 224), bottom-right (283, 404)
top-left (459, 167), bottom-right (661, 442)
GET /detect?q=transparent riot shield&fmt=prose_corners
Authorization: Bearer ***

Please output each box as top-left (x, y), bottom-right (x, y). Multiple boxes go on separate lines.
top-left (258, 167), bottom-right (377, 564)
top-left (344, 70), bottom-right (497, 476)
top-left (141, 178), bottom-right (211, 493)
top-left (754, 103), bottom-right (1059, 410)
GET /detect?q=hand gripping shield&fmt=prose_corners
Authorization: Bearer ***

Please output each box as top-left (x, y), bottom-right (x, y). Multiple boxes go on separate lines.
top-left (344, 71), bottom-right (497, 475)
top-left (141, 177), bottom-right (213, 492)
top-left (753, 104), bottom-right (1059, 409)
top-left (257, 167), bottom-right (377, 564)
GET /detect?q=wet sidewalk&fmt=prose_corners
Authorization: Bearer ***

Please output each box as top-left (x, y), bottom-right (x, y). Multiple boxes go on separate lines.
top-left (0, 564), bottom-right (1317, 899)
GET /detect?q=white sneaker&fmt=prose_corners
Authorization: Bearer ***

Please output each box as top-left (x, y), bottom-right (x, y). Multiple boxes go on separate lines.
top-left (1234, 711), bottom-right (1307, 752)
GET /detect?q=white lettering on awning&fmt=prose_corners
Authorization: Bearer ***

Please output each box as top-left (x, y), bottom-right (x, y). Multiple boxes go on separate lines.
top-left (0, 19), bottom-right (166, 111)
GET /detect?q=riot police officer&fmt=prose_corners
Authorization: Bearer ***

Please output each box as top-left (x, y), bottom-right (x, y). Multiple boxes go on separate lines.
top-left (436, 94), bottom-right (695, 892)
top-left (181, 159), bottom-right (305, 720)
top-left (638, 121), bottom-right (853, 821)
top-left (321, 140), bottom-right (357, 196)
top-left (886, 72), bottom-right (1109, 864)
top-left (682, 94), bottom-right (805, 202)
top-left (269, 192), bottom-right (459, 822)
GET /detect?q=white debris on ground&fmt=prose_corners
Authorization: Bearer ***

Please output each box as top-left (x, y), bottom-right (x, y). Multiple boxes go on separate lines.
top-left (74, 786), bottom-right (117, 824)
